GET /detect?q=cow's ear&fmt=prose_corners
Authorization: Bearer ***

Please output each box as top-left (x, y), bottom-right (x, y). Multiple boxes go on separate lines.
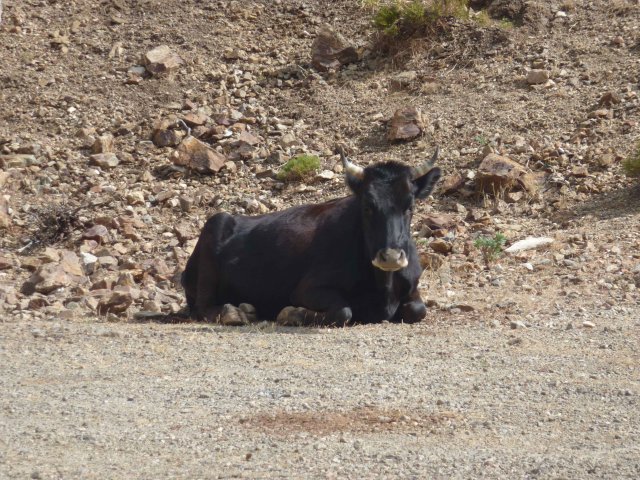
top-left (345, 173), bottom-right (363, 193)
top-left (414, 167), bottom-right (441, 200)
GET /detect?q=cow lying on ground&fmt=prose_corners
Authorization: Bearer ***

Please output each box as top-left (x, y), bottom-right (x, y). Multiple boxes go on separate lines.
top-left (182, 149), bottom-right (441, 326)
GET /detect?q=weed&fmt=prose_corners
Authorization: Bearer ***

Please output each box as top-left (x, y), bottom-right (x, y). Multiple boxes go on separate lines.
top-left (474, 232), bottom-right (506, 268)
top-left (623, 141), bottom-right (640, 177)
top-left (498, 18), bottom-right (514, 30)
top-left (277, 154), bottom-right (321, 181)
top-left (474, 134), bottom-right (489, 146)
top-left (370, 0), bottom-right (470, 38)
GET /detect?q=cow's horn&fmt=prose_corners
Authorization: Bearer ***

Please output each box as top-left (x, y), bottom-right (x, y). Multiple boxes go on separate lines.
top-left (340, 148), bottom-right (364, 179)
top-left (412, 147), bottom-right (439, 179)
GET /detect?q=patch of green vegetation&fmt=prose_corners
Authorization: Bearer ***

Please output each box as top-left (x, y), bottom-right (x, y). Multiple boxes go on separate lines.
top-left (498, 17), bottom-right (514, 30)
top-left (474, 232), bottom-right (506, 268)
top-left (623, 142), bottom-right (640, 177)
top-left (277, 154), bottom-right (321, 181)
top-left (473, 9), bottom-right (491, 27)
top-left (474, 134), bottom-right (489, 146)
top-left (371, 0), bottom-right (470, 37)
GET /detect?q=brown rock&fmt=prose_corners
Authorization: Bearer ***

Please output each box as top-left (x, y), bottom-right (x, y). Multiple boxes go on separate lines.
top-left (82, 225), bottom-right (111, 244)
top-left (0, 196), bottom-right (10, 229)
top-left (571, 166), bottom-right (589, 177)
top-left (97, 289), bottom-right (134, 315)
top-left (23, 250), bottom-right (87, 295)
top-left (476, 154), bottom-right (537, 195)
top-left (440, 173), bottom-right (465, 195)
top-left (181, 112), bottom-right (209, 128)
top-left (152, 117), bottom-right (184, 147)
top-left (174, 136), bottom-right (226, 174)
top-left (422, 213), bottom-right (458, 232)
top-left (311, 26), bottom-right (358, 72)
top-left (526, 69), bottom-right (549, 85)
top-left (389, 71), bottom-right (417, 91)
top-left (89, 153), bottom-right (119, 169)
top-left (91, 134), bottom-right (114, 154)
top-left (143, 45), bottom-right (185, 76)
top-left (430, 238), bottom-right (453, 255)
top-left (387, 107), bottom-right (424, 142)
top-left (0, 253), bottom-right (15, 270)
top-left (420, 252), bottom-right (445, 271)
top-left (598, 92), bottom-right (621, 108)
top-left (0, 154), bottom-right (38, 168)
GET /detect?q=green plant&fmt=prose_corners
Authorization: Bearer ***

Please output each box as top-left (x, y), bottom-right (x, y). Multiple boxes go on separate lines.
top-left (474, 134), bottom-right (489, 146)
top-left (473, 9), bottom-right (491, 27)
top-left (498, 18), bottom-right (514, 30)
top-left (474, 232), bottom-right (506, 268)
top-left (277, 154), bottom-right (321, 181)
top-left (623, 142), bottom-right (640, 177)
top-left (370, 0), bottom-right (470, 37)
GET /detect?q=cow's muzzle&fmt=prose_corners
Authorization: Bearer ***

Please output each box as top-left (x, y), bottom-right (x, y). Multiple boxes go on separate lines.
top-left (372, 248), bottom-right (408, 272)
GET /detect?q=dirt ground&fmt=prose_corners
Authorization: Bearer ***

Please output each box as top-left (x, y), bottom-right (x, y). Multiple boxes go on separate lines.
top-left (1, 0), bottom-right (639, 478)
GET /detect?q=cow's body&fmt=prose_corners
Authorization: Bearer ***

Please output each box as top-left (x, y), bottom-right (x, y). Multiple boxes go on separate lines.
top-left (183, 151), bottom-right (441, 326)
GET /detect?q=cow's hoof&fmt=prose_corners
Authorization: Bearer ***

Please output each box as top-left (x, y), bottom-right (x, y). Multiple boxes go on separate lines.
top-left (219, 304), bottom-right (250, 326)
top-left (400, 301), bottom-right (426, 324)
top-left (276, 306), bottom-right (310, 326)
top-left (326, 307), bottom-right (352, 327)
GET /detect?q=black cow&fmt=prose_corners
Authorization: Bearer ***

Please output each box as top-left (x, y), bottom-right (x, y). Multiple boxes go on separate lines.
top-left (182, 149), bottom-right (441, 326)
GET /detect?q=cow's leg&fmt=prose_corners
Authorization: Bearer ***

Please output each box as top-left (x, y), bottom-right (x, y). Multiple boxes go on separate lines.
top-left (393, 289), bottom-right (427, 324)
top-left (290, 284), bottom-right (352, 327)
top-left (182, 213), bottom-right (236, 321)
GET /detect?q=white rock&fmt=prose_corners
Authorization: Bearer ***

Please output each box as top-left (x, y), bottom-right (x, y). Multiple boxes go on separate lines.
top-left (505, 237), bottom-right (554, 253)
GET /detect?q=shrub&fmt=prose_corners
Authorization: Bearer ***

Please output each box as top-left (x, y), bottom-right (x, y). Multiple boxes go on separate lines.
top-left (623, 142), bottom-right (640, 178)
top-left (370, 0), bottom-right (470, 37)
top-left (277, 154), bottom-right (321, 181)
top-left (474, 232), bottom-right (506, 268)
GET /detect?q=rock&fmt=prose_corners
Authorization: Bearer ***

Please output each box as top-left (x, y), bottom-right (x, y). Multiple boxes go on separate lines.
top-left (316, 170), bottom-right (335, 181)
top-left (389, 71), bottom-right (417, 91)
top-left (126, 191), bottom-right (146, 206)
top-left (91, 134), bottom-right (114, 154)
top-left (420, 252), bottom-right (445, 271)
top-left (143, 45), bottom-right (185, 76)
top-left (237, 131), bottom-right (261, 147)
top-left (0, 253), bottom-right (15, 270)
top-left (510, 320), bottom-right (527, 329)
top-left (440, 173), bottom-right (465, 195)
top-left (387, 107), bottom-right (424, 142)
top-left (598, 91), bottom-right (621, 108)
top-left (476, 154), bottom-right (537, 194)
top-left (180, 112), bottom-right (209, 128)
top-left (526, 69), bottom-right (550, 85)
top-left (430, 238), bottom-right (453, 255)
top-left (82, 225), bottom-right (110, 244)
top-left (152, 117), bottom-right (184, 147)
top-left (571, 166), bottom-right (589, 177)
top-left (0, 196), bottom-right (10, 229)
top-left (311, 26), bottom-right (358, 71)
top-left (23, 251), bottom-right (86, 295)
top-left (219, 304), bottom-right (249, 326)
top-left (0, 154), bottom-right (39, 168)
top-left (422, 213), bottom-right (458, 232)
top-left (174, 136), bottom-right (226, 174)
top-left (89, 153), bottom-right (119, 169)
top-left (279, 132), bottom-right (297, 148)
top-left (582, 321), bottom-right (595, 328)
top-left (173, 223), bottom-right (195, 244)
top-left (505, 237), bottom-right (554, 254)
top-left (97, 289), bottom-right (133, 315)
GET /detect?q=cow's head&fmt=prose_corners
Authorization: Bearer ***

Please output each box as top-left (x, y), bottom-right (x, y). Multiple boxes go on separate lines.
top-left (342, 149), bottom-right (441, 272)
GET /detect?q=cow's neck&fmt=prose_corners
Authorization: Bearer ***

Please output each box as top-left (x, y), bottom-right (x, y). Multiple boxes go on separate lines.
top-left (373, 269), bottom-right (395, 294)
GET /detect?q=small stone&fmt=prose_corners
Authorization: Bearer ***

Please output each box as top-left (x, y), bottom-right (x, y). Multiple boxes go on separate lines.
top-left (510, 320), bottom-right (527, 329)
top-left (89, 153), bottom-right (119, 169)
top-left (476, 154), bottom-right (537, 194)
top-left (311, 26), bottom-right (358, 72)
top-left (279, 132), bottom-right (297, 148)
top-left (389, 71), bottom-right (417, 91)
top-left (429, 238), bottom-right (453, 255)
top-left (0, 196), bottom-right (10, 229)
top-left (126, 191), bottom-right (146, 206)
top-left (582, 321), bottom-right (595, 328)
top-left (440, 173), bottom-right (465, 195)
top-left (91, 134), bottom-right (114, 154)
top-left (316, 170), bottom-right (335, 181)
top-left (97, 290), bottom-right (133, 315)
top-left (388, 106), bottom-right (424, 142)
top-left (152, 117), bottom-right (184, 147)
top-left (174, 136), bottom-right (226, 174)
top-left (527, 69), bottom-right (550, 85)
top-left (143, 45), bottom-right (185, 76)
top-left (0, 154), bottom-right (39, 169)
top-left (82, 225), bottom-right (110, 244)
